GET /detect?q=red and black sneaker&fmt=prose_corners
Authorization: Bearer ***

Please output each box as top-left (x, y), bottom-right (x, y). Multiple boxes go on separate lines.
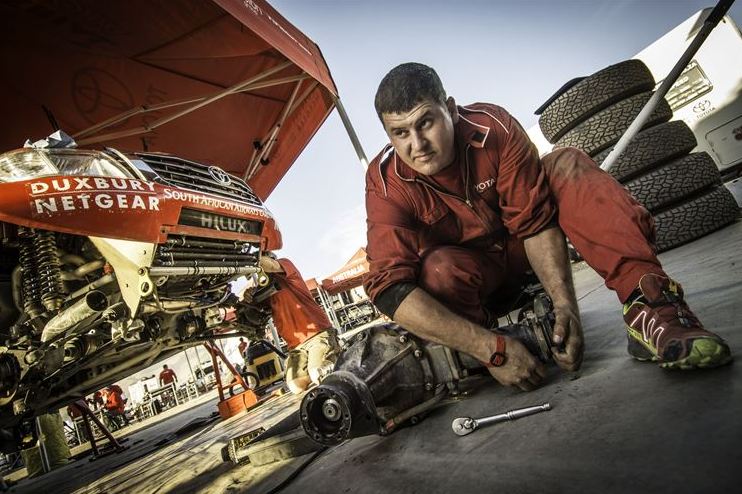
top-left (623, 273), bottom-right (732, 369)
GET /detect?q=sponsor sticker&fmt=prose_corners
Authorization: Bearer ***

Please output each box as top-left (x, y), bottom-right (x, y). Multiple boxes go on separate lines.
top-left (28, 177), bottom-right (160, 216)
top-left (26, 177), bottom-right (272, 220)
top-left (179, 208), bottom-right (262, 235)
top-left (162, 188), bottom-right (271, 218)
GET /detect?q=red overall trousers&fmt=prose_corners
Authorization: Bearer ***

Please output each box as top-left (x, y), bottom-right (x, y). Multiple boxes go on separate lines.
top-left (418, 147), bottom-right (666, 326)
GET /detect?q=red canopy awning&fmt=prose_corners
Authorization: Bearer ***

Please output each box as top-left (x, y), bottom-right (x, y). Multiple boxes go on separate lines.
top-left (0, 0), bottom-right (337, 200)
top-left (321, 248), bottom-right (369, 296)
top-left (305, 278), bottom-right (320, 293)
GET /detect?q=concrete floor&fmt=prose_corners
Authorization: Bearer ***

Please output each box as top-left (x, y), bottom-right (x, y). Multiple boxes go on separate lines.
top-left (6, 220), bottom-right (741, 494)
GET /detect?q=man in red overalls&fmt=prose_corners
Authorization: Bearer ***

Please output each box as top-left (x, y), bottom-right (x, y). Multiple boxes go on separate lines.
top-left (364, 63), bottom-right (731, 391)
top-left (104, 383), bottom-right (129, 427)
top-left (258, 255), bottom-right (338, 394)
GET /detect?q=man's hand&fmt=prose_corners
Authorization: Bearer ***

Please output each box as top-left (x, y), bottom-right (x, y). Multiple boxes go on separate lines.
top-left (392, 288), bottom-right (546, 392)
top-left (551, 305), bottom-right (583, 372)
top-left (259, 255), bottom-right (284, 274)
top-left (487, 336), bottom-right (546, 391)
top-left (523, 227), bottom-right (584, 373)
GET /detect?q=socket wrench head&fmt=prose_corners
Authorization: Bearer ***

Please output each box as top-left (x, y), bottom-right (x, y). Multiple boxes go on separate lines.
top-left (452, 417), bottom-right (476, 436)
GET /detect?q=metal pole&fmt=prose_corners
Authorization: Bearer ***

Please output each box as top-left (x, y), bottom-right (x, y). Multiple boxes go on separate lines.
top-left (193, 345), bottom-right (204, 372)
top-left (35, 416), bottom-right (51, 474)
top-left (171, 382), bottom-right (180, 406)
top-left (317, 286), bottom-right (340, 328)
top-left (184, 348), bottom-right (196, 384)
top-left (267, 319), bottom-right (285, 371)
top-left (601, 0), bottom-right (735, 172)
top-left (334, 96), bottom-right (369, 171)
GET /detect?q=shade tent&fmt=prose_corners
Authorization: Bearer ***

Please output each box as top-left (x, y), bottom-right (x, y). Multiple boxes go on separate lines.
top-left (321, 248), bottom-right (369, 296)
top-left (304, 278), bottom-right (321, 292)
top-left (0, 0), bottom-right (364, 199)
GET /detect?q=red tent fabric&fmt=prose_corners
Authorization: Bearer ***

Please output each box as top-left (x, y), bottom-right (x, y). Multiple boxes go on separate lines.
top-left (0, 0), bottom-right (337, 200)
top-left (321, 248), bottom-right (369, 296)
top-left (305, 278), bottom-right (321, 293)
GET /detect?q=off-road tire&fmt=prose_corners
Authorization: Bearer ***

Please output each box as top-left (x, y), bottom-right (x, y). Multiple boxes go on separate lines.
top-left (539, 60), bottom-right (654, 143)
top-left (593, 120), bottom-right (698, 182)
top-left (625, 152), bottom-right (721, 212)
top-left (555, 91), bottom-right (673, 156)
top-left (654, 186), bottom-right (739, 252)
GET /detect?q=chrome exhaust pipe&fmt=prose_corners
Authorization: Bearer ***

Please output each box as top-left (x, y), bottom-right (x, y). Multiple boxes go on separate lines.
top-left (41, 290), bottom-right (109, 343)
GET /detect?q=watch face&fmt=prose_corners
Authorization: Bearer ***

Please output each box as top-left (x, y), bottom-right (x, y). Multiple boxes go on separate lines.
top-left (489, 351), bottom-right (506, 367)
top-left (489, 335), bottom-right (507, 367)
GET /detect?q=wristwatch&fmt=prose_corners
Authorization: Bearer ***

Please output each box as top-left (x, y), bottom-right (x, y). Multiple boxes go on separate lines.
top-left (485, 335), bottom-right (507, 367)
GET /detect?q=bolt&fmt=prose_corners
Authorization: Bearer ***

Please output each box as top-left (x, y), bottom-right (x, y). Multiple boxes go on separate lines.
top-left (12, 400), bottom-right (26, 415)
top-left (322, 399), bottom-right (342, 422)
top-left (399, 335), bottom-right (408, 343)
top-left (413, 349), bottom-right (423, 358)
top-left (141, 282), bottom-right (150, 292)
top-left (425, 382), bottom-right (433, 391)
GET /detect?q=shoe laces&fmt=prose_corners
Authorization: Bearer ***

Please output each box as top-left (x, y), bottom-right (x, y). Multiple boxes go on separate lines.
top-left (657, 288), bottom-right (701, 329)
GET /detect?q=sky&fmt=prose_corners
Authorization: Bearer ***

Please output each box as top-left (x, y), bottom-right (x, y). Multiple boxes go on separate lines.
top-left (263, 0), bottom-right (742, 282)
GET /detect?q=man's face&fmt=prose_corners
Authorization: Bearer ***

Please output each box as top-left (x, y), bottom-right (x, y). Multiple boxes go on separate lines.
top-left (382, 97), bottom-right (459, 176)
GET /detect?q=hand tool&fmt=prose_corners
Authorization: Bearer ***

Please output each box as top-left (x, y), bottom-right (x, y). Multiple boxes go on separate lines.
top-left (452, 402), bottom-right (552, 436)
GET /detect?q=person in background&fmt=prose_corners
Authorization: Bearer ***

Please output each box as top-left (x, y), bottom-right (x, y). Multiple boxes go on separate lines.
top-left (87, 390), bottom-right (104, 410)
top-left (238, 337), bottom-right (249, 360)
top-left (257, 255), bottom-right (340, 394)
top-left (104, 383), bottom-right (130, 428)
top-left (159, 364), bottom-right (178, 388)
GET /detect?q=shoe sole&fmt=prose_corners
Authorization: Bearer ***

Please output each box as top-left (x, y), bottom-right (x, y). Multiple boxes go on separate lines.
top-left (659, 338), bottom-right (733, 370)
top-left (626, 331), bottom-right (732, 369)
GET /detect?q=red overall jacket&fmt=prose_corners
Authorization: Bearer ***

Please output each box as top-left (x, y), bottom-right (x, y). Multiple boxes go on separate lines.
top-left (364, 103), bottom-right (555, 303)
top-left (270, 258), bottom-right (332, 349)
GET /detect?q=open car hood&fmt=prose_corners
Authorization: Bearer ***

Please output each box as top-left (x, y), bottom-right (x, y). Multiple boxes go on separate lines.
top-left (0, 0), bottom-right (338, 199)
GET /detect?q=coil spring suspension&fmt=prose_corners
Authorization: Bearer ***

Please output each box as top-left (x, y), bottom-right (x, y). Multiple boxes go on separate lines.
top-left (18, 227), bottom-right (43, 318)
top-left (35, 230), bottom-right (65, 312)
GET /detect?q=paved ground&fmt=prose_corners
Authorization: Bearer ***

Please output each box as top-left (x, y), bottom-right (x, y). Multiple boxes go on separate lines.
top-left (6, 220), bottom-right (741, 494)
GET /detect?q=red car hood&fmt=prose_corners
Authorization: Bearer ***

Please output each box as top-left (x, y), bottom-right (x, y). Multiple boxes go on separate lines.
top-left (0, 0), bottom-right (337, 200)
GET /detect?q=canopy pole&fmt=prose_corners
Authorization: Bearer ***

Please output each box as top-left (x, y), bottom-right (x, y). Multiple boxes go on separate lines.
top-left (244, 79), bottom-right (304, 180)
top-left (601, 0), bottom-right (734, 172)
top-left (75, 61), bottom-right (294, 146)
top-left (74, 74), bottom-right (308, 141)
top-left (334, 96), bottom-right (368, 171)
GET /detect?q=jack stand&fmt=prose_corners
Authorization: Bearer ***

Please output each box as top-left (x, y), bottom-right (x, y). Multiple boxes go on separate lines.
top-left (203, 341), bottom-right (258, 419)
top-left (68, 400), bottom-right (127, 460)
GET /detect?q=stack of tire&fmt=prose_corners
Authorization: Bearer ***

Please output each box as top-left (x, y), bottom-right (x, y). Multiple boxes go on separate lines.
top-left (537, 59), bottom-right (739, 252)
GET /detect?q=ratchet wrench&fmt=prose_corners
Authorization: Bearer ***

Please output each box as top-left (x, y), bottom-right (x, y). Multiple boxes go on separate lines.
top-left (452, 402), bottom-right (552, 436)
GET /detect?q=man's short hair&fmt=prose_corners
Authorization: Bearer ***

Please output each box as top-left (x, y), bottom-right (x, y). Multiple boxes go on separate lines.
top-left (374, 62), bottom-right (447, 121)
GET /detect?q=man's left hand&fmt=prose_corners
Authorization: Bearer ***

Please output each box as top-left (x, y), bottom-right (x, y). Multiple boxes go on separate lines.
top-left (551, 305), bottom-right (583, 372)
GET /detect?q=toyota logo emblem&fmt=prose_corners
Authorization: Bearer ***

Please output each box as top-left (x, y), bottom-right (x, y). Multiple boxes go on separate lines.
top-left (208, 166), bottom-right (232, 185)
top-left (692, 100), bottom-right (712, 113)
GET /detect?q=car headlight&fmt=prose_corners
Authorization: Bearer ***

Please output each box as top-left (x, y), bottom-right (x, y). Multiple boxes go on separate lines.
top-left (0, 149), bottom-right (134, 183)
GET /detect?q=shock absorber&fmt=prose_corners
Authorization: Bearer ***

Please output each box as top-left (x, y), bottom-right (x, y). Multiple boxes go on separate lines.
top-left (17, 227), bottom-right (43, 318)
top-left (34, 230), bottom-right (65, 312)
